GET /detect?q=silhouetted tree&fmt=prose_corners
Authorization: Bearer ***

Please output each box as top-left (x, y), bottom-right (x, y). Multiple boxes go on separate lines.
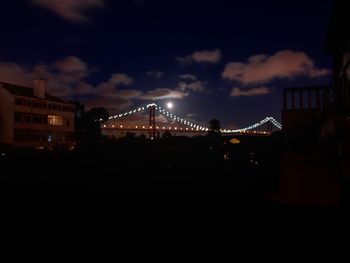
top-left (125, 132), bottom-right (136, 139)
top-left (70, 100), bottom-right (85, 145)
top-left (70, 100), bottom-right (110, 147)
top-left (138, 134), bottom-right (147, 140)
top-left (82, 107), bottom-right (109, 145)
top-left (89, 107), bottom-right (109, 122)
top-left (162, 130), bottom-right (172, 139)
top-left (208, 118), bottom-right (221, 136)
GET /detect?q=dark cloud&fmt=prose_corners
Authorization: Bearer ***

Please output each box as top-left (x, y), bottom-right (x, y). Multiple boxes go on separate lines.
top-left (32, 0), bottom-right (104, 23)
top-left (176, 49), bottom-right (221, 65)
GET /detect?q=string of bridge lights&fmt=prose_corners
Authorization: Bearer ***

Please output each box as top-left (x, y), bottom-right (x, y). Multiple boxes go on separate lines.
top-left (106, 103), bottom-right (282, 132)
top-left (221, 117), bottom-right (282, 133)
top-left (107, 103), bottom-right (208, 131)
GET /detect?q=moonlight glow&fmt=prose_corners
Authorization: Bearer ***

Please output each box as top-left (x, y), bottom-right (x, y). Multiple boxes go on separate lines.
top-left (166, 102), bottom-right (173, 109)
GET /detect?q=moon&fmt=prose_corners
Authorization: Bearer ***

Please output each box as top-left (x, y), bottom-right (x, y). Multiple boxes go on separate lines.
top-left (166, 102), bottom-right (173, 109)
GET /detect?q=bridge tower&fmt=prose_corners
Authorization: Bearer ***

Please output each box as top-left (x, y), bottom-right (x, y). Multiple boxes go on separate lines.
top-left (267, 121), bottom-right (273, 133)
top-left (149, 105), bottom-right (156, 139)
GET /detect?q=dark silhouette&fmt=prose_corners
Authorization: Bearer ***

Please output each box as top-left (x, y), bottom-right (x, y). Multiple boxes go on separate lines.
top-left (137, 134), bottom-right (147, 140)
top-left (89, 107), bottom-right (109, 122)
top-left (1, 2), bottom-right (349, 260)
top-left (70, 101), bottom-right (109, 147)
top-left (162, 130), bottom-right (172, 139)
top-left (208, 118), bottom-right (221, 136)
top-left (125, 132), bottom-right (136, 139)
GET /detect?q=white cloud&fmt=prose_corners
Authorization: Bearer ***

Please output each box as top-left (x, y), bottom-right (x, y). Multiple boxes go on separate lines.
top-left (179, 74), bottom-right (197, 81)
top-left (54, 56), bottom-right (87, 73)
top-left (176, 49), bottom-right (221, 64)
top-left (53, 56), bottom-right (88, 83)
top-left (75, 81), bottom-right (94, 95)
top-left (186, 113), bottom-right (198, 118)
top-left (95, 73), bottom-right (134, 97)
top-left (0, 56), bottom-right (139, 112)
top-left (0, 56), bottom-right (195, 113)
top-left (230, 87), bottom-right (271, 97)
top-left (0, 62), bottom-right (32, 87)
top-left (223, 50), bottom-right (330, 84)
top-left (139, 88), bottom-right (189, 100)
top-left (177, 74), bottom-right (205, 92)
top-left (177, 81), bottom-right (205, 92)
top-left (32, 0), bottom-right (104, 22)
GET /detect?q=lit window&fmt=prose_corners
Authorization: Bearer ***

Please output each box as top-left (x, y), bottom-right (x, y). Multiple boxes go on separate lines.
top-left (48, 115), bottom-right (63, 126)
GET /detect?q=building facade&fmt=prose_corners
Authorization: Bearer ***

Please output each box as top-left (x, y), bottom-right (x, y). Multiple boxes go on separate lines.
top-left (279, 0), bottom-right (350, 206)
top-left (0, 80), bottom-right (75, 149)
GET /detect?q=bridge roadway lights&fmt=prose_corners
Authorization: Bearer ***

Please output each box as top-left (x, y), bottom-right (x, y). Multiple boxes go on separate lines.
top-left (105, 103), bottom-right (282, 136)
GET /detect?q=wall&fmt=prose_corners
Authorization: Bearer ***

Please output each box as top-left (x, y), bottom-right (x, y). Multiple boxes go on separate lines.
top-left (0, 87), bottom-right (14, 145)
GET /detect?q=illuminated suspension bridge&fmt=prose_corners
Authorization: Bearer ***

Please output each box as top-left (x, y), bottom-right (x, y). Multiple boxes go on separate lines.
top-left (101, 103), bottom-right (282, 138)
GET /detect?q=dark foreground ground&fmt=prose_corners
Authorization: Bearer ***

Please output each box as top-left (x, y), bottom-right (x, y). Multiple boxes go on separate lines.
top-left (1, 137), bottom-right (349, 261)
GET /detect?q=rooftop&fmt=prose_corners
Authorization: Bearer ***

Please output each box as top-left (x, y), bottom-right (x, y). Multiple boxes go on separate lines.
top-left (0, 81), bottom-right (71, 105)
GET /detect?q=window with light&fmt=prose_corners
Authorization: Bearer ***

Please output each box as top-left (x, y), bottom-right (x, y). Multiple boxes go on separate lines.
top-left (48, 115), bottom-right (63, 126)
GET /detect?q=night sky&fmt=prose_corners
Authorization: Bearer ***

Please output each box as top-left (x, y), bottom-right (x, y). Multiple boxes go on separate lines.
top-left (0, 0), bottom-right (334, 128)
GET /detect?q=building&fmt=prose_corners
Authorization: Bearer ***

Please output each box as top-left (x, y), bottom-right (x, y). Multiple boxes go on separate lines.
top-left (0, 80), bottom-right (75, 149)
top-left (279, 0), bottom-right (350, 206)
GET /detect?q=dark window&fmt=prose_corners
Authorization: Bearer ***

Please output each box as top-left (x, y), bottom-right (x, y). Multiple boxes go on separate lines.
top-left (23, 114), bottom-right (31, 123)
top-left (53, 104), bottom-right (62, 111)
top-left (14, 112), bottom-right (31, 123)
top-left (23, 100), bottom-right (32, 107)
top-left (14, 113), bottom-right (22, 122)
top-left (15, 99), bottom-right (23, 106)
top-left (32, 114), bottom-right (47, 124)
top-left (48, 104), bottom-right (74, 112)
top-left (32, 115), bottom-right (41, 124)
top-left (15, 99), bottom-right (32, 107)
top-left (33, 101), bottom-right (47, 109)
